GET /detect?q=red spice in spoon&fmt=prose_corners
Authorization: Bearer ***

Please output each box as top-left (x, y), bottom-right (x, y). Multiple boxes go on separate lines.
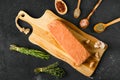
top-left (56, 1), bottom-right (66, 13)
top-left (55, 0), bottom-right (68, 15)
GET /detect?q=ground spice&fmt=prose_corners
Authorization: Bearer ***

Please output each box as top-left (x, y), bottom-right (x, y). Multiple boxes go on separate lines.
top-left (56, 1), bottom-right (66, 13)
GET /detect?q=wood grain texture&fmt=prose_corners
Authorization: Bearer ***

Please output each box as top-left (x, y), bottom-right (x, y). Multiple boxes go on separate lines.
top-left (16, 10), bottom-right (108, 76)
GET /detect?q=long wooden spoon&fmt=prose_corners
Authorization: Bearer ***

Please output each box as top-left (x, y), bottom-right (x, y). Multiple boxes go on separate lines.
top-left (74, 0), bottom-right (81, 18)
top-left (79, 0), bottom-right (102, 29)
top-left (94, 18), bottom-right (120, 33)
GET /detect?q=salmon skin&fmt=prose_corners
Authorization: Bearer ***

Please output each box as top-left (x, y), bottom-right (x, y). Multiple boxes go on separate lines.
top-left (48, 20), bottom-right (90, 66)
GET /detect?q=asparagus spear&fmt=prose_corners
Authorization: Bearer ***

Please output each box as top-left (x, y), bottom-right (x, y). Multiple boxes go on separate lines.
top-left (10, 44), bottom-right (50, 60)
top-left (34, 62), bottom-right (65, 78)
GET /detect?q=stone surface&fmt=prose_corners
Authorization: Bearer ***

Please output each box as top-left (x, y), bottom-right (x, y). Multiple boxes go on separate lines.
top-left (0, 0), bottom-right (120, 80)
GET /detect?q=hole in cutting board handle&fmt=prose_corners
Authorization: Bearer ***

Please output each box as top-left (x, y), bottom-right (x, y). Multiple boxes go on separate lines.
top-left (21, 14), bottom-right (25, 17)
top-left (18, 19), bottom-right (32, 34)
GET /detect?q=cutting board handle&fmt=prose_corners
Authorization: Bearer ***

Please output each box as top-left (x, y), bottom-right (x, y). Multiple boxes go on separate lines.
top-left (15, 10), bottom-right (36, 34)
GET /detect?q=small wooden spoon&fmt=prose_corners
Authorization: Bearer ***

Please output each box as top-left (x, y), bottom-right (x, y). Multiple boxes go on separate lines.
top-left (74, 0), bottom-right (81, 18)
top-left (94, 18), bottom-right (120, 33)
top-left (80, 0), bottom-right (102, 29)
top-left (55, 0), bottom-right (68, 15)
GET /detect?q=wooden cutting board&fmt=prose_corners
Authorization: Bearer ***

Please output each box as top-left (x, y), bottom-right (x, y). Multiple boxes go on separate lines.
top-left (15, 10), bottom-right (108, 77)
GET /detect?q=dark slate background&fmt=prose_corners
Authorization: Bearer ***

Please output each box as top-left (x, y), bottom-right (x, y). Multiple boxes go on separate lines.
top-left (0, 0), bottom-right (120, 80)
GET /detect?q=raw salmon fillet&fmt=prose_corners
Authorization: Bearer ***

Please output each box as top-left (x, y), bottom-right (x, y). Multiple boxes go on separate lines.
top-left (48, 20), bottom-right (90, 66)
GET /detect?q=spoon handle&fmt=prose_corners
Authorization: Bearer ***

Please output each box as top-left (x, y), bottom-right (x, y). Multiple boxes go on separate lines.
top-left (77, 0), bottom-right (81, 8)
top-left (105, 18), bottom-right (120, 27)
top-left (87, 0), bottom-right (102, 20)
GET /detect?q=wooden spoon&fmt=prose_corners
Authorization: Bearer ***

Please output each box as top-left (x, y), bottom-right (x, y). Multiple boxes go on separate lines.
top-left (55, 0), bottom-right (68, 15)
top-left (80, 0), bottom-right (102, 29)
top-left (94, 18), bottom-right (120, 33)
top-left (74, 0), bottom-right (81, 18)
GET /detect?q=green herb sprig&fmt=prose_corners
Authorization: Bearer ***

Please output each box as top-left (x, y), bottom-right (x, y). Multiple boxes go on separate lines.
top-left (10, 44), bottom-right (50, 60)
top-left (34, 62), bottom-right (65, 78)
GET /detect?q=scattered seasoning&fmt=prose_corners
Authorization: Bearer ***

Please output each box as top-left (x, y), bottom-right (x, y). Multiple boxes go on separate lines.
top-left (85, 39), bottom-right (91, 44)
top-left (95, 52), bottom-right (100, 59)
top-left (94, 41), bottom-right (105, 49)
top-left (89, 61), bottom-right (95, 68)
